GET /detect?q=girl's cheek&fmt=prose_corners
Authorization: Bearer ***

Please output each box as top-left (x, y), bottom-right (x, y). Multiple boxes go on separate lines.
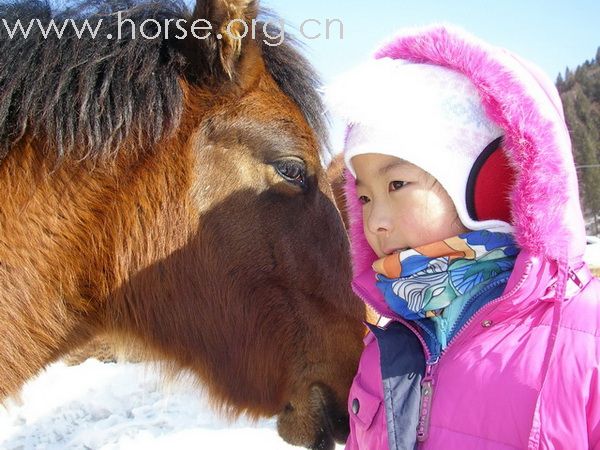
top-left (363, 223), bottom-right (378, 253)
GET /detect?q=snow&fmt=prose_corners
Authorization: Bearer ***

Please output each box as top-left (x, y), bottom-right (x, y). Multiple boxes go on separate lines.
top-left (585, 240), bottom-right (600, 269)
top-left (0, 359), bottom-right (344, 450)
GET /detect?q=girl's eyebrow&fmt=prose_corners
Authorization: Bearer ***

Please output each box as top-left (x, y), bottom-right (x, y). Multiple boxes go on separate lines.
top-left (355, 161), bottom-right (406, 186)
top-left (378, 161), bottom-right (406, 176)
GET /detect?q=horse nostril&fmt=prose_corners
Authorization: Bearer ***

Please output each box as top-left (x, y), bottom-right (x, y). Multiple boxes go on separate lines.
top-left (284, 402), bottom-right (294, 413)
top-left (309, 383), bottom-right (350, 444)
top-left (312, 431), bottom-right (335, 450)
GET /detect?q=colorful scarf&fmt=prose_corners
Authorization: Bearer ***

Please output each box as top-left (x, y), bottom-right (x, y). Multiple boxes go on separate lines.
top-left (374, 230), bottom-right (519, 347)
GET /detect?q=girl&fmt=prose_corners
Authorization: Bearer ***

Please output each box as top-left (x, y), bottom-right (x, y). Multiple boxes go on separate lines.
top-left (327, 26), bottom-right (600, 449)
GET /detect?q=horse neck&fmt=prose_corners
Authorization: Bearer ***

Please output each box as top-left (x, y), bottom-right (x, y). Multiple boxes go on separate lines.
top-left (0, 138), bottom-right (196, 397)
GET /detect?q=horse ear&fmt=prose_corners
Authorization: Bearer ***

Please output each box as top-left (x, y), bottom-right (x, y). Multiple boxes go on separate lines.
top-left (181, 0), bottom-right (258, 82)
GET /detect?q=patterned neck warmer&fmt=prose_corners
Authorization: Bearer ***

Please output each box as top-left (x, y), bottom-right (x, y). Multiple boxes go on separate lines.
top-left (373, 230), bottom-right (519, 322)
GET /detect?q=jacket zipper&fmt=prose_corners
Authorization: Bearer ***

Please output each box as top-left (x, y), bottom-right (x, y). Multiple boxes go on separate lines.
top-left (416, 260), bottom-right (534, 443)
top-left (353, 259), bottom-right (535, 444)
top-left (442, 260), bottom-right (532, 353)
top-left (354, 284), bottom-right (437, 443)
top-left (416, 358), bottom-right (438, 442)
top-left (354, 283), bottom-right (433, 362)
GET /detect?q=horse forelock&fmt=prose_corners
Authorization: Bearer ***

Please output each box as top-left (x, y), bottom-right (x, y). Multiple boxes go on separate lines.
top-left (257, 15), bottom-right (330, 157)
top-left (0, 0), bottom-right (329, 163)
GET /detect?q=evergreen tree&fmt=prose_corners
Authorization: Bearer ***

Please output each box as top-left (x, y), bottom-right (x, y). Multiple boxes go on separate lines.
top-left (558, 53), bottom-right (600, 235)
top-left (565, 66), bottom-right (573, 80)
top-left (556, 72), bottom-right (564, 89)
top-left (580, 132), bottom-right (600, 235)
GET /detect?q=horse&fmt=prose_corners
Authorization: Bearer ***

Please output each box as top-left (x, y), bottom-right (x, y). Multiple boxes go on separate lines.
top-left (0, 0), bottom-right (365, 448)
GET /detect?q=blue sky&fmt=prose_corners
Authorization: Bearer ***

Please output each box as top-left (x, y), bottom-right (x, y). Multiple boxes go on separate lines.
top-left (261, 0), bottom-right (599, 151)
top-left (264, 0), bottom-right (599, 83)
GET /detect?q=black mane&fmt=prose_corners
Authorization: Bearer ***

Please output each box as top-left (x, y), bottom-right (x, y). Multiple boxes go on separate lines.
top-left (0, 0), bottom-right (329, 161)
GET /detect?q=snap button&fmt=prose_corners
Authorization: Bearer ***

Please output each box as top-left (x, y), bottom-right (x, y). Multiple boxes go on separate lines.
top-left (351, 398), bottom-right (360, 414)
top-left (481, 320), bottom-right (493, 328)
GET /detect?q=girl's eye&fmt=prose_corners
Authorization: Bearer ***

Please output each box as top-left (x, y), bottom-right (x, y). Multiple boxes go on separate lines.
top-left (358, 195), bottom-right (370, 205)
top-left (390, 180), bottom-right (406, 191)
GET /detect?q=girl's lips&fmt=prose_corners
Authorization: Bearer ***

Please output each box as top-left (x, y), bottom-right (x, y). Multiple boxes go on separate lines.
top-left (383, 247), bottom-right (408, 255)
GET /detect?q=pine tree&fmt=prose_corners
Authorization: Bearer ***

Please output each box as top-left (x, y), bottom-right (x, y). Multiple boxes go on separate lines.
top-left (580, 132), bottom-right (600, 235)
top-left (572, 93), bottom-right (600, 233)
top-left (565, 66), bottom-right (573, 80)
top-left (556, 72), bottom-right (564, 89)
top-left (558, 48), bottom-right (600, 235)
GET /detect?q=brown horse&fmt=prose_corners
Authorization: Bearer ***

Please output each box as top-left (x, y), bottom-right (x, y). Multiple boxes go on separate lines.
top-left (0, 0), bottom-right (365, 448)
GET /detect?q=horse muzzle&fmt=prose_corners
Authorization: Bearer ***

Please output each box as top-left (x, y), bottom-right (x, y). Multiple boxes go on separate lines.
top-left (277, 382), bottom-right (349, 450)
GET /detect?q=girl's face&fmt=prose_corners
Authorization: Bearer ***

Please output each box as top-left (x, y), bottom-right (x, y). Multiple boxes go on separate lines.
top-left (352, 153), bottom-right (468, 258)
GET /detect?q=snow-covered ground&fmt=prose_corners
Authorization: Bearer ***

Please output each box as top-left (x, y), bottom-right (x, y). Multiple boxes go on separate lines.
top-left (0, 359), bottom-right (344, 450)
top-left (585, 237), bottom-right (600, 269)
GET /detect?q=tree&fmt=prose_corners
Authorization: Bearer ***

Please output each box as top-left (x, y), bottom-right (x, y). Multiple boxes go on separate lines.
top-left (565, 66), bottom-right (573, 81)
top-left (558, 49), bottom-right (600, 235)
top-left (579, 133), bottom-right (600, 235)
top-left (573, 96), bottom-right (600, 234)
top-left (556, 72), bottom-right (565, 89)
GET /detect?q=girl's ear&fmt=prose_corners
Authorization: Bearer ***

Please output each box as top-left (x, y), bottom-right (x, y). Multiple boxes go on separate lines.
top-left (178, 0), bottom-right (258, 83)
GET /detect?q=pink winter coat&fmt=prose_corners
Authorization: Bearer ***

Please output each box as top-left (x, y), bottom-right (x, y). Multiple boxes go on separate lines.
top-left (342, 26), bottom-right (600, 450)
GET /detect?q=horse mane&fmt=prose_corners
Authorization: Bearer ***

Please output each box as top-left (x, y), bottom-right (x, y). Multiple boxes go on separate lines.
top-left (0, 0), bottom-right (329, 161)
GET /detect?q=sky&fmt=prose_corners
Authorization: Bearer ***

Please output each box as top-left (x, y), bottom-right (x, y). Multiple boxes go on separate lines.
top-left (263, 0), bottom-right (600, 83)
top-left (260, 0), bottom-right (600, 152)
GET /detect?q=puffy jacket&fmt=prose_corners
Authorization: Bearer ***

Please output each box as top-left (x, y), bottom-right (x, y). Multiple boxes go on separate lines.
top-left (341, 26), bottom-right (600, 450)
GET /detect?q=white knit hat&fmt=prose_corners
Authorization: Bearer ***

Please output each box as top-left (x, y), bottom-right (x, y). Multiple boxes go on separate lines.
top-left (326, 57), bottom-right (513, 233)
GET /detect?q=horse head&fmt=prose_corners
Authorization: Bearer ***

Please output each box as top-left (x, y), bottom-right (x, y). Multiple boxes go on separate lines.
top-left (0, 1), bottom-right (364, 448)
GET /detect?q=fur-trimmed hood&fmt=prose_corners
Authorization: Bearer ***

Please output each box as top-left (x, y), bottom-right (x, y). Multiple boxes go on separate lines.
top-left (332, 25), bottom-right (586, 306)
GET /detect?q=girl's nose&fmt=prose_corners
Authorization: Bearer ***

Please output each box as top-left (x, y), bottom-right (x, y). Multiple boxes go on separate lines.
top-left (367, 200), bottom-right (393, 235)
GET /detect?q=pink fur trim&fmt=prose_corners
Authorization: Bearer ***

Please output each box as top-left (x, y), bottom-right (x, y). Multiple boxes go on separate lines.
top-left (343, 168), bottom-right (377, 276)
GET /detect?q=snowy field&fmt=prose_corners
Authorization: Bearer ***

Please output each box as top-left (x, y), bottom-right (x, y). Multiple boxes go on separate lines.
top-left (585, 237), bottom-right (600, 270)
top-left (0, 359), bottom-right (344, 450)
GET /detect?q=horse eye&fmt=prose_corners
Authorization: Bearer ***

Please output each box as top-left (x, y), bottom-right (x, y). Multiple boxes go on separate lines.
top-left (273, 159), bottom-right (307, 189)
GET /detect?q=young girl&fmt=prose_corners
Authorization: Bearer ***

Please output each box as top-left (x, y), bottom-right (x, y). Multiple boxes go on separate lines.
top-left (327, 26), bottom-right (600, 449)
